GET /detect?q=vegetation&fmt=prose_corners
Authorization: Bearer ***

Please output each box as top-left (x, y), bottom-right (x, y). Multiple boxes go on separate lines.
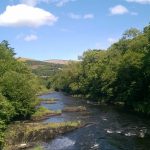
top-left (4, 121), bottom-right (81, 150)
top-left (50, 24), bottom-right (150, 115)
top-left (17, 58), bottom-right (65, 77)
top-left (63, 106), bottom-right (87, 112)
top-left (18, 58), bottom-right (65, 89)
top-left (42, 100), bottom-right (57, 104)
top-left (0, 41), bottom-right (41, 148)
top-left (31, 106), bottom-right (61, 121)
top-left (33, 146), bottom-right (43, 150)
top-left (1, 24), bottom-right (150, 149)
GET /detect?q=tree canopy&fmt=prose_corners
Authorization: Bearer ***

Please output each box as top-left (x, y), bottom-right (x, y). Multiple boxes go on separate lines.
top-left (50, 25), bottom-right (150, 115)
top-left (0, 41), bottom-right (40, 148)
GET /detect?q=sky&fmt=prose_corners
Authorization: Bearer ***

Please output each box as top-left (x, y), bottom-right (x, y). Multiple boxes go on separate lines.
top-left (0, 0), bottom-right (150, 60)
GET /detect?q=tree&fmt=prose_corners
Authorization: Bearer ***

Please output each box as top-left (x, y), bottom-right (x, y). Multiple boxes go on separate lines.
top-left (0, 41), bottom-right (40, 147)
top-left (1, 71), bottom-right (37, 118)
top-left (50, 24), bottom-right (150, 115)
top-left (122, 28), bottom-right (141, 39)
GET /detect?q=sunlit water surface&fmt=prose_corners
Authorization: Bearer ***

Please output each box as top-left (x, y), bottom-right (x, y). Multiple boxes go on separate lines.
top-left (38, 92), bottom-right (150, 150)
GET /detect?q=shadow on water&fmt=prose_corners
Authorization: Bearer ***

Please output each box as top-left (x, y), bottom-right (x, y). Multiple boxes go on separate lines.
top-left (39, 92), bottom-right (150, 150)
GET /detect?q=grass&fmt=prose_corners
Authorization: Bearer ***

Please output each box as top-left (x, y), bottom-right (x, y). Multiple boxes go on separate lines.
top-left (4, 121), bottom-right (82, 150)
top-left (31, 98), bottom-right (44, 107)
top-left (42, 98), bottom-right (58, 104)
top-left (31, 106), bottom-right (61, 121)
top-left (37, 89), bottom-right (53, 96)
top-left (63, 106), bottom-right (87, 112)
top-left (25, 121), bottom-right (81, 132)
top-left (33, 146), bottom-right (43, 150)
top-left (32, 97), bottom-right (58, 106)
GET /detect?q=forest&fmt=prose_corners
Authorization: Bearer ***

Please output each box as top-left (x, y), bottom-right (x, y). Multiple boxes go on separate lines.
top-left (49, 24), bottom-right (150, 115)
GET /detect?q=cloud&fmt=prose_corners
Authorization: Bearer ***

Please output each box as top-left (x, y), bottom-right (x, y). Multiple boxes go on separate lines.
top-left (55, 0), bottom-right (76, 7)
top-left (107, 38), bottom-right (118, 44)
top-left (109, 5), bottom-right (129, 15)
top-left (109, 5), bottom-right (137, 16)
top-left (126, 0), bottom-right (150, 4)
top-left (0, 4), bottom-right (58, 27)
top-left (24, 34), bottom-right (38, 41)
top-left (69, 13), bottom-right (94, 20)
top-left (21, 0), bottom-right (50, 6)
top-left (83, 14), bottom-right (94, 19)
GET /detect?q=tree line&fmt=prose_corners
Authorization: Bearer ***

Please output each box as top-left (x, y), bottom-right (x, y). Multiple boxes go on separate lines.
top-left (0, 41), bottom-right (41, 148)
top-left (49, 24), bottom-right (150, 115)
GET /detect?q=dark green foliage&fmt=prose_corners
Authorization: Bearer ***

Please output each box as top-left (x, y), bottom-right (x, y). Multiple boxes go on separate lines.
top-left (51, 25), bottom-right (150, 114)
top-left (0, 94), bottom-right (15, 122)
top-left (1, 71), bottom-right (37, 118)
top-left (0, 41), bottom-right (40, 147)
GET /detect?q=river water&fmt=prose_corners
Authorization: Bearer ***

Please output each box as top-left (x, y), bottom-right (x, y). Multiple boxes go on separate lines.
top-left (39, 92), bottom-right (150, 150)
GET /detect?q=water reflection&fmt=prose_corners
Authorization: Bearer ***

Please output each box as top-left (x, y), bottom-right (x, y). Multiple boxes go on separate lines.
top-left (45, 137), bottom-right (75, 150)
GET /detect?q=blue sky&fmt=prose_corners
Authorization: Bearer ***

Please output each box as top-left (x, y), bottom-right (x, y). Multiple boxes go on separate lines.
top-left (0, 0), bottom-right (149, 60)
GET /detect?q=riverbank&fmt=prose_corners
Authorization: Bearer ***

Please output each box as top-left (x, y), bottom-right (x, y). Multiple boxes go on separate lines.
top-left (4, 121), bottom-right (82, 150)
top-left (3, 94), bottom-right (85, 150)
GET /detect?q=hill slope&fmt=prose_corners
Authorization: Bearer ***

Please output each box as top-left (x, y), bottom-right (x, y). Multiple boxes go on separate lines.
top-left (44, 59), bottom-right (69, 65)
top-left (17, 57), bottom-right (65, 77)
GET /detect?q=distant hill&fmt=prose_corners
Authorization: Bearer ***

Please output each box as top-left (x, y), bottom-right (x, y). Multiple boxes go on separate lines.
top-left (44, 59), bottom-right (70, 65)
top-left (17, 57), bottom-right (65, 77)
top-left (17, 57), bottom-right (36, 62)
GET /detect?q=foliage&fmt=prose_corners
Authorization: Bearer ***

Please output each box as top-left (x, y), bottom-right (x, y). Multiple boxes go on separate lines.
top-left (0, 94), bottom-right (15, 122)
top-left (25, 60), bottom-right (64, 77)
top-left (19, 59), bottom-right (65, 90)
top-left (51, 25), bottom-right (150, 115)
top-left (0, 41), bottom-right (41, 147)
top-left (31, 106), bottom-right (61, 120)
top-left (122, 28), bottom-right (141, 39)
top-left (33, 146), bottom-right (43, 150)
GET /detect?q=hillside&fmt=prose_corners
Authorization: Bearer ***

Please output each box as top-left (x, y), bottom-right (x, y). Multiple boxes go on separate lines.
top-left (44, 59), bottom-right (70, 65)
top-left (17, 57), bottom-right (65, 77)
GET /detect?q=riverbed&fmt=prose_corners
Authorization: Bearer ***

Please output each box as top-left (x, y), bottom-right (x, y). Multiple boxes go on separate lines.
top-left (38, 92), bottom-right (150, 150)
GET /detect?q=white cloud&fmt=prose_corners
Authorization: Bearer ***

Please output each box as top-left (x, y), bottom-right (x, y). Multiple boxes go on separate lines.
top-left (21, 0), bottom-right (50, 6)
top-left (126, 0), bottom-right (150, 4)
top-left (83, 14), bottom-right (94, 19)
top-left (69, 13), bottom-right (94, 20)
top-left (0, 4), bottom-right (58, 27)
top-left (109, 5), bottom-right (129, 15)
top-left (107, 38), bottom-right (118, 44)
top-left (24, 34), bottom-right (38, 41)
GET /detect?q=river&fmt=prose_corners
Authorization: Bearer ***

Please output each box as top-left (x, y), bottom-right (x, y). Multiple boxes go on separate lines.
top-left (39, 92), bottom-right (150, 150)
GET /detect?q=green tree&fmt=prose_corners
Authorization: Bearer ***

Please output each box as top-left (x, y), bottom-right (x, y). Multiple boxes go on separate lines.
top-left (122, 28), bottom-right (141, 39)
